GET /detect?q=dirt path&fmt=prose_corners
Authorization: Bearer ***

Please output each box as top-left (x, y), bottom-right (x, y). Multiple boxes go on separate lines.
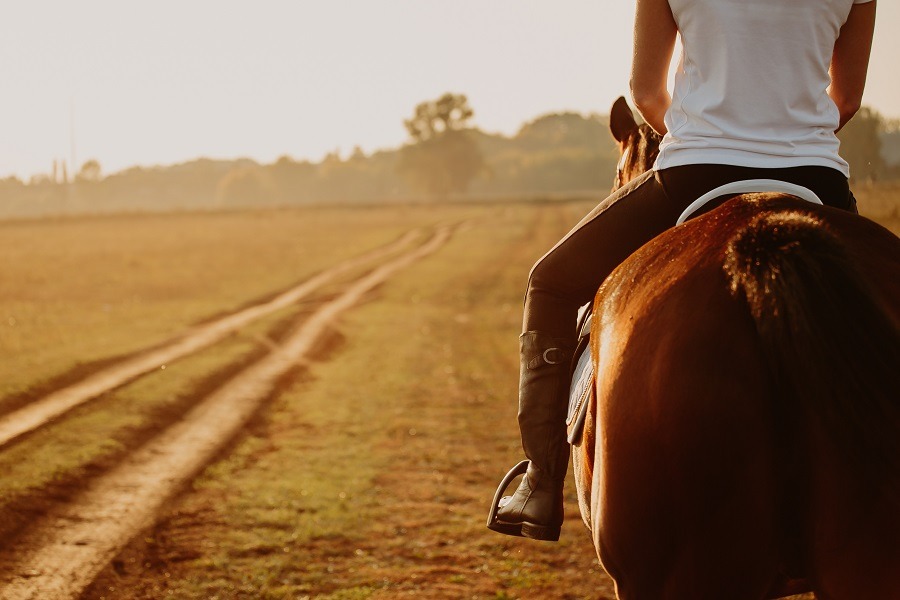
top-left (0, 227), bottom-right (451, 600)
top-left (0, 230), bottom-right (422, 449)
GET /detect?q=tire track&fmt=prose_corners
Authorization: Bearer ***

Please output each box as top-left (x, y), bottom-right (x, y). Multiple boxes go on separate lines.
top-left (0, 229), bottom-right (422, 449)
top-left (0, 225), bottom-right (451, 600)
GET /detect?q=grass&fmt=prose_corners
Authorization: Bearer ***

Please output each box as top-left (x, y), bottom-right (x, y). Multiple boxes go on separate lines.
top-left (0, 205), bottom-right (472, 403)
top-left (3, 186), bottom-right (896, 599)
top-left (0, 304), bottom-right (302, 544)
top-left (81, 199), bottom-right (616, 600)
top-left (3, 187), bottom-right (891, 405)
top-left (0, 201), bottom-right (483, 562)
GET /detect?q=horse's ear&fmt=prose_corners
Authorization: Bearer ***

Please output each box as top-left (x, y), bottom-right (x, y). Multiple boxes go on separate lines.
top-left (609, 96), bottom-right (638, 142)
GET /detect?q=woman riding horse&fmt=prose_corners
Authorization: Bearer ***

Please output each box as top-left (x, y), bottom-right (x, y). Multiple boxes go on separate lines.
top-left (577, 114), bottom-right (899, 599)
top-left (488, 0), bottom-right (876, 542)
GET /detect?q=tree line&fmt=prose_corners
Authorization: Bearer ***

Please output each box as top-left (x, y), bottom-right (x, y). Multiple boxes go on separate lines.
top-left (0, 93), bottom-right (896, 218)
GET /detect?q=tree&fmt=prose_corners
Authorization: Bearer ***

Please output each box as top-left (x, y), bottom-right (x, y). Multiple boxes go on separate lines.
top-left (404, 93), bottom-right (475, 142)
top-left (77, 159), bottom-right (102, 182)
top-left (838, 107), bottom-right (884, 182)
top-left (878, 118), bottom-right (900, 171)
top-left (216, 165), bottom-right (277, 206)
top-left (270, 155), bottom-right (318, 203)
top-left (398, 93), bottom-right (484, 197)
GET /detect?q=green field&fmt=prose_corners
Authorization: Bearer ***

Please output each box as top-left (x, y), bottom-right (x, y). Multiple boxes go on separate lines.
top-left (0, 187), bottom-right (896, 599)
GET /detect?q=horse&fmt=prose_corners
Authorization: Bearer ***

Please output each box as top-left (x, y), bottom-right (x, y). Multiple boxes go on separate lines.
top-left (569, 98), bottom-right (900, 599)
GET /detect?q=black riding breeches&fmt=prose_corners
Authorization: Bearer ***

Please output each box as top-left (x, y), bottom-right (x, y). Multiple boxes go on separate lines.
top-left (522, 164), bottom-right (855, 337)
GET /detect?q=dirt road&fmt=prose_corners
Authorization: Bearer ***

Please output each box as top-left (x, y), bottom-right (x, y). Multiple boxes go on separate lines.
top-left (0, 230), bottom-right (423, 450)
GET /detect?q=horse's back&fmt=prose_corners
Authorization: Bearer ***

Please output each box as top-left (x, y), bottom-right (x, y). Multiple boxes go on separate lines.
top-left (588, 195), bottom-right (900, 599)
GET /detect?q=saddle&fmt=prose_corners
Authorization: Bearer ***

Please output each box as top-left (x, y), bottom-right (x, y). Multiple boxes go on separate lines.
top-left (565, 179), bottom-right (825, 446)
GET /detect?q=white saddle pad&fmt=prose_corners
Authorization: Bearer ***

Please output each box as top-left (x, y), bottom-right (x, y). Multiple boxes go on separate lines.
top-left (676, 179), bottom-right (823, 225)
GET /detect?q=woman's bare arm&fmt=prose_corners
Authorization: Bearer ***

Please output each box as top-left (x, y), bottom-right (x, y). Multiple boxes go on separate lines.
top-left (830, 1), bottom-right (876, 131)
top-left (630, 0), bottom-right (678, 135)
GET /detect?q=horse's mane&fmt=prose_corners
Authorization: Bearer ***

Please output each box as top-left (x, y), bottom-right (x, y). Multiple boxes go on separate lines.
top-left (613, 123), bottom-right (661, 191)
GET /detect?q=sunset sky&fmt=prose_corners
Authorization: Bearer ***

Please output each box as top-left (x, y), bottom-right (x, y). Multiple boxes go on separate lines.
top-left (2, 0), bottom-right (898, 180)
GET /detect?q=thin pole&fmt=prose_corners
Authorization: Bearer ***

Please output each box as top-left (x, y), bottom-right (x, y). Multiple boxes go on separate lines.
top-left (69, 96), bottom-right (77, 176)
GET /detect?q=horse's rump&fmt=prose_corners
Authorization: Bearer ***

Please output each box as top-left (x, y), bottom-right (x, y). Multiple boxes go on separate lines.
top-left (725, 197), bottom-right (900, 491)
top-left (723, 195), bottom-right (900, 597)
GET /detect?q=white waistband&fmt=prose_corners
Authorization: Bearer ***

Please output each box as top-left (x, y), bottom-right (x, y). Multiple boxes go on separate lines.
top-left (675, 179), bottom-right (823, 226)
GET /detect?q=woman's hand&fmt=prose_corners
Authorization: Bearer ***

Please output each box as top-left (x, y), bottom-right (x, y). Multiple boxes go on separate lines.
top-left (630, 0), bottom-right (678, 135)
top-left (830, 1), bottom-right (876, 131)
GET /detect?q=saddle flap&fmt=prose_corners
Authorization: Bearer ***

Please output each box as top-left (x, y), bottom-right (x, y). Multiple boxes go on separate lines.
top-left (567, 305), bottom-right (594, 446)
top-left (566, 344), bottom-right (593, 445)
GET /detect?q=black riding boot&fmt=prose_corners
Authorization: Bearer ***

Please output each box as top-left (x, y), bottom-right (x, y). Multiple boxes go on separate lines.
top-left (488, 331), bottom-right (574, 541)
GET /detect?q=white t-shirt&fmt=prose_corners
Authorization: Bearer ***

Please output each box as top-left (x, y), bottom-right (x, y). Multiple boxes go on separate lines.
top-left (654, 0), bottom-right (874, 177)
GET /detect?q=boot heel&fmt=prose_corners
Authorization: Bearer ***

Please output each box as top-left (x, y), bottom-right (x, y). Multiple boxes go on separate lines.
top-left (521, 522), bottom-right (561, 542)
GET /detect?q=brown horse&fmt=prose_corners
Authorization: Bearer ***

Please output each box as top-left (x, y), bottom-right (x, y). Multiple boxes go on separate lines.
top-left (571, 99), bottom-right (900, 599)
